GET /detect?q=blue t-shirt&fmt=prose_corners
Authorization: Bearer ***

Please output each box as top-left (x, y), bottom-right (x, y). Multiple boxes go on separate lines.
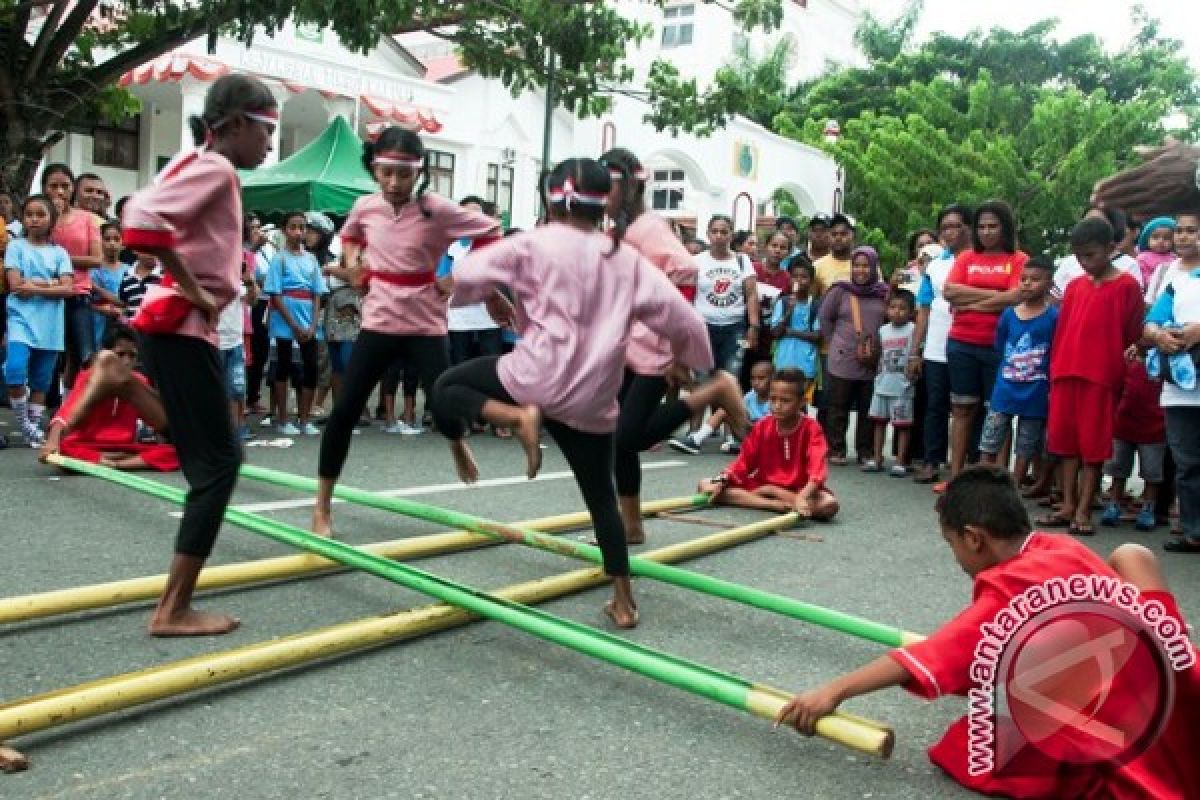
top-left (990, 305), bottom-right (1059, 417)
top-left (4, 238), bottom-right (72, 350)
top-left (90, 262), bottom-right (128, 342)
top-left (744, 389), bottom-right (770, 422)
top-left (265, 249), bottom-right (328, 340)
top-left (769, 296), bottom-right (818, 378)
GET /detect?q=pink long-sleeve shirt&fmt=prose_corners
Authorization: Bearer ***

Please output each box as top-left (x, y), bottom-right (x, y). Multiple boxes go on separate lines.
top-left (453, 222), bottom-right (713, 433)
top-left (340, 192), bottom-right (496, 336)
top-left (120, 151), bottom-right (243, 345)
top-left (623, 212), bottom-right (698, 376)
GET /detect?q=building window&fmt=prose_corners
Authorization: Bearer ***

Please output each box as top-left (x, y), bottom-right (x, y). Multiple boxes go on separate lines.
top-left (661, 4), bottom-right (694, 48)
top-left (93, 115), bottom-right (139, 170)
top-left (428, 149), bottom-right (455, 197)
top-left (486, 163), bottom-right (515, 225)
top-left (651, 168), bottom-right (686, 212)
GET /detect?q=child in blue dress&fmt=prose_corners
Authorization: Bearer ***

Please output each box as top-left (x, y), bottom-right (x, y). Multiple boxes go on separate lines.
top-left (4, 195), bottom-right (75, 446)
top-left (770, 258), bottom-right (820, 396)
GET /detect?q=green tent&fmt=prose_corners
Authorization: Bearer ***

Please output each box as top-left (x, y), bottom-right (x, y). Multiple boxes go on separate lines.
top-left (241, 115), bottom-right (374, 215)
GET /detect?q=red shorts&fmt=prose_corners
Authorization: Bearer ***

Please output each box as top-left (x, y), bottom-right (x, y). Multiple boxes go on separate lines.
top-left (1046, 378), bottom-right (1116, 464)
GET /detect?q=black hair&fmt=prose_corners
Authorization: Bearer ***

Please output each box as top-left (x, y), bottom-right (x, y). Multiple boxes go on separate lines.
top-left (1023, 255), bottom-right (1055, 273)
top-left (750, 359), bottom-right (775, 375)
top-left (888, 287), bottom-right (916, 311)
top-left (362, 126), bottom-right (432, 219)
top-left (906, 228), bottom-right (937, 260)
top-left (543, 158), bottom-right (616, 251)
top-left (765, 229), bottom-right (790, 248)
top-left (40, 162), bottom-right (74, 190)
top-left (188, 74), bottom-right (277, 148)
top-left (21, 194), bottom-right (59, 229)
top-left (1085, 205), bottom-right (1126, 244)
top-left (732, 230), bottom-right (754, 249)
top-left (707, 214), bottom-right (733, 232)
top-left (936, 203), bottom-right (973, 230)
top-left (102, 324), bottom-right (138, 351)
top-left (775, 215), bottom-right (798, 231)
top-left (481, 200), bottom-right (498, 218)
top-left (972, 199), bottom-right (1018, 253)
top-left (788, 258), bottom-right (815, 280)
top-left (459, 195), bottom-right (486, 208)
top-left (114, 196), bottom-right (129, 220)
top-left (599, 147), bottom-right (646, 246)
top-left (282, 210), bottom-right (308, 229)
top-left (688, 238), bottom-right (708, 251)
top-left (503, 227), bottom-right (523, 237)
top-left (937, 465), bottom-right (1031, 539)
top-left (1070, 216), bottom-right (1114, 250)
top-left (100, 221), bottom-right (121, 239)
top-left (771, 367), bottom-right (807, 395)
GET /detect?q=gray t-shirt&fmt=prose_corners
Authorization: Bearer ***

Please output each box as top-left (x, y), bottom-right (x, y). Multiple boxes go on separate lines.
top-left (875, 321), bottom-right (916, 397)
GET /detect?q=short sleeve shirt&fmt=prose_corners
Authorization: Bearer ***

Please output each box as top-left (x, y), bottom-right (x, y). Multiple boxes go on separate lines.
top-left (4, 238), bottom-right (72, 349)
top-left (946, 250), bottom-right (1029, 346)
top-left (990, 305), bottom-right (1058, 417)
top-left (693, 251), bottom-right (755, 325)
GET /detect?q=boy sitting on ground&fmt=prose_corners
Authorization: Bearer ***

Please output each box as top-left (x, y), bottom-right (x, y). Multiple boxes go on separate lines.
top-left (39, 326), bottom-right (179, 471)
top-left (698, 368), bottom-right (838, 519)
top-left (775, 465), bottom-right (1198, 799)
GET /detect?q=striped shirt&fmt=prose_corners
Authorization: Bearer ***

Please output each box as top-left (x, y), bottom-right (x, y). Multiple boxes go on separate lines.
top-left (118, 267), bottom-right (162, 318)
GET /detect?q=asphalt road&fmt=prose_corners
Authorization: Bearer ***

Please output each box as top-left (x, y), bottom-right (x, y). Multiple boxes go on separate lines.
top-left (2, 416), bottom-right (1197, 799)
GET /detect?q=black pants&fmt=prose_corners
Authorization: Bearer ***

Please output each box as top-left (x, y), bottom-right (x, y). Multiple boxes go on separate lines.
top-left (381, 358), bottom-right (420, 398)
top-left (614, 370), bottom-right (691, 496)
top-left (825, 374), bottom-right (873, 461)
top-left (319, 330), bottom-right (448, 479)
top-left (274, 337), bottom-right (319, 389)
top-left (247, 299), bottom-right (270, 404)
top-left (448, 328), bottom-right (504, 366)
top-left (433, 356), bottom-right (630, 576)
top-left (142, 334), bottom-right (242, 558)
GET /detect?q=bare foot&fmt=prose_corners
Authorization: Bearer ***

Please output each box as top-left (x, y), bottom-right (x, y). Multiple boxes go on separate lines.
top-left (604, 599), bottom-right (639, 629)
top-left (450, 439), bottom-right (480, 484)
top-left (311, 507), bottom-right (335, 538)
top-left (625, 525), bottom-right (646, 546)
top-left (149, 608), bottom-right (240, 636)
top-left (512, 405), bottom-right (543, 479)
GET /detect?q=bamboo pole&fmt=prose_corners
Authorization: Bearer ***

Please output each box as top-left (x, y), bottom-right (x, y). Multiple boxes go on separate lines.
top-left (240, 465), bottom-right (924, 648)
top-left (27, 456), bottom-right (895, 758)
top-left (0, 496), bottom-right (705, 626)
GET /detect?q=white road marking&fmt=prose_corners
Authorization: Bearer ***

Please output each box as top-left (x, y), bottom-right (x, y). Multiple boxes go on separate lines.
top-left (169, 460), bottom-right (688, 516)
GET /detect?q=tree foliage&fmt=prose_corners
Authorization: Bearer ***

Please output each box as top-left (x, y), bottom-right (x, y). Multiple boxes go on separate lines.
top-left (772, 2), bottom-right (1198, 268)
top-left (0, 0), bottom-right (782, 193)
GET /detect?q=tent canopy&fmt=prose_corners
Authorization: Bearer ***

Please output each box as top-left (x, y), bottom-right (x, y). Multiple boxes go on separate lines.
top-left (241, 116), bottom-right (375, 215)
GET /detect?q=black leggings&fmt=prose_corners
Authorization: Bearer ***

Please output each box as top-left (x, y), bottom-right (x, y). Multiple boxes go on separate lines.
top-left (318, 330), bottom-right (448, 479)
top-left (433, 357), bottom-right (630, 576)
top-left (247, 299), bottom-right (270, 404)
top-left (142, 334), bottom-right (242, 558)
top-left (274, 337), bottom-right (319, 388)
top-left (614, 370), bottom-right (692, 497)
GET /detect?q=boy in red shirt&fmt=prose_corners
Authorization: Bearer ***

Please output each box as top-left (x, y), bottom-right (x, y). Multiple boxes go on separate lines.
top-left (698, 368), bottom-right (838, 520)
top-left (39, 326), bottom-right (178, 471)
top-left (1041, 217), bottom-right (1145, 536)
top-left (775, 466), bottom-right (1199, 799)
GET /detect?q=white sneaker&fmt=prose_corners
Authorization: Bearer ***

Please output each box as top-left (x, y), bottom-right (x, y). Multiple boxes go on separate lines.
top-left (259, 416), bottom-right (274, 428)
top-left (383, 422), bottom-right (406, 434)
top-left (720, 437), bottom-right (741, 454)
top-left (667, 434), bottom-right (701, 455)
top-left (301, 422), bottom-right (320, 436)
top-left (399, 421), bottom-right (422, 436)
top-left (278, 422), bottom-right (300, 436)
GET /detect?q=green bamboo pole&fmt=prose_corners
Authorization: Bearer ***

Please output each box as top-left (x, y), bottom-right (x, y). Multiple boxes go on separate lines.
top-left (46, 456), bottom-right (894, 757)
top-left (240, 464), bottom-right (923, 647)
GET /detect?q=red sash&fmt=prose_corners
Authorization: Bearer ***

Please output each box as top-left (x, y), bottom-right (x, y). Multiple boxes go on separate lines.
top-left (366, 269), bottom-right (435, 288)
top-left (282, 289), bottom-right (315, 300)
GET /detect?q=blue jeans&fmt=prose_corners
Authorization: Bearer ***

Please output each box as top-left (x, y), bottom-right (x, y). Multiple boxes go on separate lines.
top-left (704, 321), bottom-right (746, 377)
top-left (923, 359), bottom-right (950, 466)
top-left (221, 344), bottom-right (247, 401)
top-left (1165, 406), bottom-right (1200, 543)
top-left (3, 342), bottom-right (58, 392)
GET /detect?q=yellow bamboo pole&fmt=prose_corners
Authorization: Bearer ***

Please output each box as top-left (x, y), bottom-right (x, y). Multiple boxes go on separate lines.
top-left (0, 496), bottom-right (703, 626)
top-left (0, 513), bottom-right (894, 759)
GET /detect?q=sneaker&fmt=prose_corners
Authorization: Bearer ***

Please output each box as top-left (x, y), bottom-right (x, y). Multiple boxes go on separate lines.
top-left (278, 422), bottom-right (300, 436)
top-left (383, 422), bottom-right (407, 434)
top-left (889, 464), bottom-right (908, 477)
top-left (1100, 502), bottom-right (1122, 527)
top-left (400, 421), bottom-right (422, 436)
top-left (259, 415), bottom-right (274, 428)
top-left (719, 437), bottom-right (741, 454)
top-left (1134, 506), bottom-right (1158, 532)
top-left (301, 422), bottom-right (320, 436)
top-left (667, 434), bottom-right (700, 455)
top-left (861, 460), bottom-right (882, 473)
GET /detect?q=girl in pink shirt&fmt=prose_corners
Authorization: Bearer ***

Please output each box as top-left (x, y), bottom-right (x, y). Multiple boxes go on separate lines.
top-left (432, 158), bottom-right (713, 629)
top-left (601, 147), bottom-right (748, 546)
top-left (119, 74), bottom-right (277, 637)
top-left (312, 127), bottom-right (497, 537)
top-left (43, 163), bottom-right (102, 386)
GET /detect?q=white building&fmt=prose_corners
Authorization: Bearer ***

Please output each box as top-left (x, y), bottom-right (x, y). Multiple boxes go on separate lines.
top-left (43, 0), bottom-right (861, 232)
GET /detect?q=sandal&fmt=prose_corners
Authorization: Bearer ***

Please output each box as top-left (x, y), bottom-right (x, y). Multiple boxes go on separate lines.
top-left (1069, 521), bottom-right (1096, 537)
top-left (1163, 538), bottom-right (1200, 553)
top-left (1035, 512), bottom-right (1073, 528)
top-left (913, 465), bottom-right (939, 484)
top-left (828, 455), bottom-right (848, 467)
top-left (860, 460), bottom-right (882, 473)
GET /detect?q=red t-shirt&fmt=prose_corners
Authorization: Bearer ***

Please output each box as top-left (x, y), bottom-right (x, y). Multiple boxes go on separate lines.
top-left (754, 263), bottom-right (792, 295)
top-left (722, 414), bottom-right (828, 490)
top-left (946, 250), bottom-right (1029, 346)
top-left (890, 532), bottom-right (1199, 799)
top-left (1050, 273), bottom-right (1144, 390)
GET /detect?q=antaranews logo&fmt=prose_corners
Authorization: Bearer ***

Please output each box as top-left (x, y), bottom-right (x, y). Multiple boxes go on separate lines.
top-left (967, 575), bottom-right (1194, 777)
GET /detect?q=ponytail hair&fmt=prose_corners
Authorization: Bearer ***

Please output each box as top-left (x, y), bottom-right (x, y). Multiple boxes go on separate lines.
top-left (544, 158), bottom-right (617, 253)
top-left (598, 147), bottom-right (646, 247)
top-left (188, 74), bottom-right (277, 148)
top-left (362, 126), bottom-right (432, 218)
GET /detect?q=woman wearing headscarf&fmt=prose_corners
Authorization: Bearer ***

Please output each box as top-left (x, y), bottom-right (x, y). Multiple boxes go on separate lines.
top-left (817, 245), bottom-right (889, 464)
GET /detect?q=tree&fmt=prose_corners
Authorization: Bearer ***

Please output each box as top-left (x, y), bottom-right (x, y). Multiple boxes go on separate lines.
top-left (772, 3), bottom-right (1198, 267)
top-left (0, 0), bottom-right (783, 194)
